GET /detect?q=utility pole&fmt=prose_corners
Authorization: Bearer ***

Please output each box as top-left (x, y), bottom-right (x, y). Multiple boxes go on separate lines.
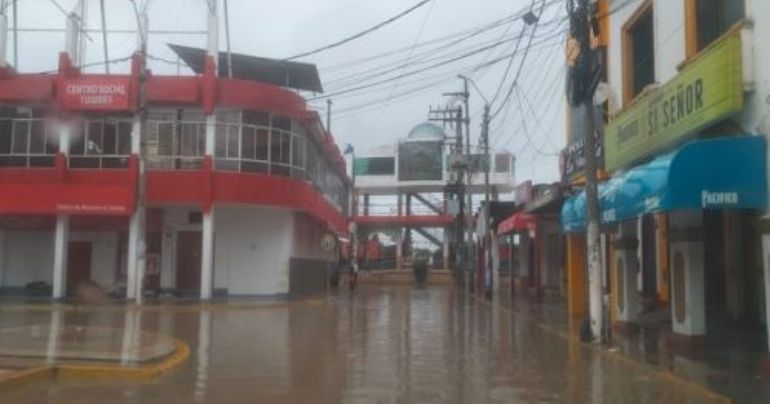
top-left (569, 0), bottom-right (603, 342)
top-left (429, 104), bottom-right (466, 286)
top-left (327, 99), bottom-right (332, 131)
top-left (482, 104), bottom-right (491, 296)
top-left (0, 1), bottom-right (8, 68)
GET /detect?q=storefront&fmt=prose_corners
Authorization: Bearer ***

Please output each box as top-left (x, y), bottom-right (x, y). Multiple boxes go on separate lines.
top-left (562, 25), bottom-right (768, 343)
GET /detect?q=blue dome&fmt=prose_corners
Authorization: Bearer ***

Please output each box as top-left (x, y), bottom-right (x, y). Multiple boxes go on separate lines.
top-left (407, 123), bottom-right (446, 140)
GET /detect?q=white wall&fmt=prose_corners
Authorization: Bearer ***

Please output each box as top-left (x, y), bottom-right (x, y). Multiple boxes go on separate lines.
top-left (0, 230), bottom-right (119, 290)
top-left (1, 231), bottom-right (54, 287)
top-left (291, 212), bottom-right (334, 261)
top-left (214, 206), bottom-right (293, 296)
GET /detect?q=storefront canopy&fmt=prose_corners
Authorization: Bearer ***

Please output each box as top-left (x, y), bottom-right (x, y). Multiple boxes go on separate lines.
top-left (561, 136), bottom-right (767, 233)
top-left (497, 213), bottom-right (535, 236)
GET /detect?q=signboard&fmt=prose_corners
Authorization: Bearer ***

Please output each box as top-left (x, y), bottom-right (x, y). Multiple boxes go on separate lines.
top-left (60, 76), bottom-right (132, 111)
top-left (320, 232), bottom-right (337, 252)
top-left (398, 140), bottom-right (443, 181)
top-left (604, 31), bottom-right (743, 172)
top-left (354, 157), bottom-right (395, 176)
top-left (561, 106), bottom-right (604, 181)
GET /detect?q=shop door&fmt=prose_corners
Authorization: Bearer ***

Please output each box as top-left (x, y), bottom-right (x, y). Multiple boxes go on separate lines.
top-left (641, 215), bottom-right (657, 302)
top-left (176, 231), bottom-right (202, 292)
top-left (67, 241), bottom-right (92, 296)
top-left (704, 211), bottom-right (726, 323)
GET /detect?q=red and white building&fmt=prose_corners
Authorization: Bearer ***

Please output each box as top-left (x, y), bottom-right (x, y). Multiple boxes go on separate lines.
top-left (0, 4), bottom-right (349, 300)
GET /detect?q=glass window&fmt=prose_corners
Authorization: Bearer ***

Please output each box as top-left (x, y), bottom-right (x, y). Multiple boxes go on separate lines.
top-left (242, 125), bottom-right (256, 160)
top-left (272, 116), bottom-right (291, 131)
top-left (179, 123), bottom-right (204, 156)
top-left (11, 120), bottom-right (29, 154)
top-left (256, 128), bottom-right (269, 161)
top-left (270, 130), bottom-right (282, 163)
top-left (215, 123), bottom-right (239, 159)
top-left (624, 4), bottom-right (655, 102)
top-left (281, 131), bottom-right (291, 164)
top-left (495, 153), bottom-right (510, 174)
top-left (292, 136), bottom-right (304, 168)
top-left (696, 0), bottom-right (744, 51)
top-left (243, 111), bottom-right (269, 127)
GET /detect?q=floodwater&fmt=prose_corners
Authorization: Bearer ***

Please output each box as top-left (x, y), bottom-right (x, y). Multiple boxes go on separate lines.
top-left (0, 285), bottom-right (731, 403)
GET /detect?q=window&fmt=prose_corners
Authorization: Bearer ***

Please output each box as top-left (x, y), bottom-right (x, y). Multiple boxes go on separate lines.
top-left (622, 2), bottom-right (655, 104)
top-left (69, 118), bottom-right (132, 169)
top-left (689, 0), bottom-right (744, 55)
top-left (495, 153), bottom-right (511, 174)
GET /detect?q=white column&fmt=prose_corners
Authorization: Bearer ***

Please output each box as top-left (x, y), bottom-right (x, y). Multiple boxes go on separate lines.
top-left (200, 208), bottom-right (215, 300)
top-left (669, 210), bottom-right (706, 337)
top-left (52, 215), bottom-right (69, 299)
top-left (127, 84), bottom-right (145, 300)
top-left (199, 0), bottom-right (218, 301)
top-left (126, 210), bottom-right (143, 300)
top-left (0, 14), bottom-right (7, 67)
top-left (614, 221), bottom-right (640, 326)
top-left (52, 119), bottom-right (72, 300)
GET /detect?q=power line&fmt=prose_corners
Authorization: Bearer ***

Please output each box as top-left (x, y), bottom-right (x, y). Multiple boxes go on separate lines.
top-left (285, 0), bottom-right (434, 61)
top-left (489, 0), bottom-right (547, 120)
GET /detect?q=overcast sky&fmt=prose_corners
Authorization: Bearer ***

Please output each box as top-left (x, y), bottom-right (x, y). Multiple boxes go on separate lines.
top-left (6, 0), bottom-right (567, 186)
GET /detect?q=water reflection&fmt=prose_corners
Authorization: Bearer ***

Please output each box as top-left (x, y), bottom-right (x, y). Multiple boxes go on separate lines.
top-left (0, 286), bottom-right (742, 403)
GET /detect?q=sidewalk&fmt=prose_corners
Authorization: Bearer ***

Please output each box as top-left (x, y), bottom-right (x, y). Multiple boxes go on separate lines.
top-left (491, 289), bottom-right (770, 403)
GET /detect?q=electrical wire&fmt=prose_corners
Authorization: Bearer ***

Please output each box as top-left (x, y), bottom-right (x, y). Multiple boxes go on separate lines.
top-left (489, 0), bottom-right (546, 120)
top-left (285, 0), bottom-right (434, 61)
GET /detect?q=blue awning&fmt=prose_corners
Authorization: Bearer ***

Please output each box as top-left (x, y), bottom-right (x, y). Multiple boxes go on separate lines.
top-left (561, 136), bottom-right (767, 233)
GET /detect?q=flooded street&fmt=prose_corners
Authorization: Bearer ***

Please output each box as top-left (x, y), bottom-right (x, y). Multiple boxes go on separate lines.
top-left (0, 285), bottom-right (731, 403)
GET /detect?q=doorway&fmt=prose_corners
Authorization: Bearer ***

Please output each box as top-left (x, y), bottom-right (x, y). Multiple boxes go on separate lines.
top-left (67, 241), bottom-right (92, 296)
top-left (176, 231), bottom-right (202, 293)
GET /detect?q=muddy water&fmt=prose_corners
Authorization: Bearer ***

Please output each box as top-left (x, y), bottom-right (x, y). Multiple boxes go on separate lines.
top-left (0, 286), bottom-right (720, 403)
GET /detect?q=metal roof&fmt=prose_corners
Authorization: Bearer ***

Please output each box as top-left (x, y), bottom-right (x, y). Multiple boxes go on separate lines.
top-left (168, 44), bottom-right (323, 93)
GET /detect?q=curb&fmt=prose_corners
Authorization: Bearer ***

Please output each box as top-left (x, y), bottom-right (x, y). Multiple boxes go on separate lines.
top-left (0, 338), bottom-right (190, 389)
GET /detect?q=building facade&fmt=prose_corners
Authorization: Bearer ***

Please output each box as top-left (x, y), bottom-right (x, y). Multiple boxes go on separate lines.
top-left (562, 0), bottom-right (770, 349)
top-left (0, 30), bottom-right (349, 300)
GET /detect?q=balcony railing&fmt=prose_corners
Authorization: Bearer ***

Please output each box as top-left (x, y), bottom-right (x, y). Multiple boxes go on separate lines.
top-left (0, 117), bottom-right (348, 213)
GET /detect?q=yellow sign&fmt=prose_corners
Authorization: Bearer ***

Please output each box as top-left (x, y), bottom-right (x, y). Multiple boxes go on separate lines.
top-left (605, 31), bottom-right (744, 172)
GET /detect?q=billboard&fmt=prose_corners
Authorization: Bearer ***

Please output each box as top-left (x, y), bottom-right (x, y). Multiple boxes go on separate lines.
top-left (398, 140), bottom-right (443, 181)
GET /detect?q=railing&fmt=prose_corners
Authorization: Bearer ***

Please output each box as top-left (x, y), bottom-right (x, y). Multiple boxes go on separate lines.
top-left (0, 116), bottom-right (348, 214)
top-left (0, 118), bottom-right (57, 168)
